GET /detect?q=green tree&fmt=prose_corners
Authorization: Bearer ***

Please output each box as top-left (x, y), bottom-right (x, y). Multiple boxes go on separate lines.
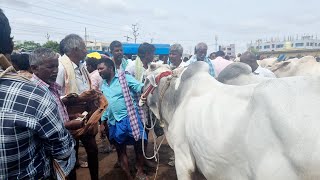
top-left (42, 40), bottom-right (60, 53)
top-left (247, 46), bottom-right (259, 56)
top-left (15, 41), bottom-right (41, 52)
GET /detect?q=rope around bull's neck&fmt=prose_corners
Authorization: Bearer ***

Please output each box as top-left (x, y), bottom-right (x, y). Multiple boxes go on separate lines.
top-left (141, 110), bottom-right (165, 180)
top-left (141, 76), bottom-right (172, 159)
top-left (141, 69), bottom-right (182, 179)
top-left (141, 72), bottom-right (175, 180)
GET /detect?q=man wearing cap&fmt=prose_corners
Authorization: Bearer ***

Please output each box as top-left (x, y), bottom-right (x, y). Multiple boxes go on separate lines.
top-left (86, 52), bottom-right (103, 91)
top-left (86, 52), bottom-right (113, 154)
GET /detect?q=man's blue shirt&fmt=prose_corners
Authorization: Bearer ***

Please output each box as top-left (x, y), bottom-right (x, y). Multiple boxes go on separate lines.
top-left (100, 73), bottom-right (143, 125)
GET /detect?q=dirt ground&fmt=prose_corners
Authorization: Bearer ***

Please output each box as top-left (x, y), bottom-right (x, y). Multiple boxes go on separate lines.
top-left (76, 133), bottom-right (179, 180)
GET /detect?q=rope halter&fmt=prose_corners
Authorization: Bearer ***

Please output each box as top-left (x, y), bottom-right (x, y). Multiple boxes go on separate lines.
top-left (140, 71), bottom-right (172, 102)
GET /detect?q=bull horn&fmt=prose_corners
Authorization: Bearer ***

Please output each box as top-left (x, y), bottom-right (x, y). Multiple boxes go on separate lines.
top-left (146, 74), bottom-right (157, 87)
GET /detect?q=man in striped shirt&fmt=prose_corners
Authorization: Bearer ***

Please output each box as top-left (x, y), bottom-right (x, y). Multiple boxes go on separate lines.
top-left (0, 9), bottom-right (75, 179)
top-left (30, 47), bottom-right (82, 179)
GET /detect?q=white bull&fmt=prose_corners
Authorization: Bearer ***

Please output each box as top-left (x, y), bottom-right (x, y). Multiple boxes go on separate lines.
top-left (270, 56), bottom-right (320, 77)
top-left (142, 62), bottom-right (320, 180)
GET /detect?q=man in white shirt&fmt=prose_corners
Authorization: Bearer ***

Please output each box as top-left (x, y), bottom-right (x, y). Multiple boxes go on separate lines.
top-left (126, 43), bottom-right (156, 82)
top-left (110, 40), bottom-right (132, 72)
top-left (56, 34), bottom-right (99, 180)
top-left (240, 51), bottom-right (276, 78)
top-left (56, 35), bottom-right (90, 95)
top-left (125, 43), bottom-right (158, 169)
top-left (168, 43), bottom-right (186, 69)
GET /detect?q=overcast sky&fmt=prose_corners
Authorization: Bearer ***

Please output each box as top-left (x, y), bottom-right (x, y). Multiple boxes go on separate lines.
top-left (1, 0), bottom-right (320, 54)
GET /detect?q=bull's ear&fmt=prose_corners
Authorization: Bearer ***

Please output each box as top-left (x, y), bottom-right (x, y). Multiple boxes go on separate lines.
top-left (146, 74), bottom-right (157, 87)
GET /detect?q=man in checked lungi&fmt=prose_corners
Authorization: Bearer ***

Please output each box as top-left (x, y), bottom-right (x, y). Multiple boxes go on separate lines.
top-left (98, 57), bottom-right (148, 180)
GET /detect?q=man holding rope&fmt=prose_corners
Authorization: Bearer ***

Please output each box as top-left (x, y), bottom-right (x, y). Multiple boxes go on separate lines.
top-left (98, 58), bottom-right (148, 180)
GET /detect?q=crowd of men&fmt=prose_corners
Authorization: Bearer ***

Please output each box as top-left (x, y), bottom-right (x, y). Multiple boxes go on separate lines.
top-left (0, 8), bottom-right (277, 180)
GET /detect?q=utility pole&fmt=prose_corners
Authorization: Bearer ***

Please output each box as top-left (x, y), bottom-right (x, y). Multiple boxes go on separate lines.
top-left (132, 23), bottom-right (139, 44)
top-left (149, 33), bottom-right (155, 44)
top-left (124, 35), bottom-right (132, 42)
top-left (188, 46), bottom-right (193, 55)
top-left (214, 35), bottom-right (218, 51)
top-left (45, 32), bottom-right (50, 42)
top-left (84, 27), bottom-right (88, 46)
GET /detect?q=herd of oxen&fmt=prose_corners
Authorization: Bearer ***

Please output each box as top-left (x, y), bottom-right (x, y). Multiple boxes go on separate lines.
top-left (140, 56), bottom-right (320, 179)
top-left (259, 56), bottom-right (320, 78)
top-left (219, 56), bottom-right (320, 85)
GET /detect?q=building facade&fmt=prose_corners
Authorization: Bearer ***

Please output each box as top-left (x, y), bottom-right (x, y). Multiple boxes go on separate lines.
top-left (248, 35), bottom-right (320, 58)
top-left (220, 44), bottom-right (236, 57)
top-left (249, 35), bottom-right (320, 52)
top-left (86, 41), bottom-right (110, 52)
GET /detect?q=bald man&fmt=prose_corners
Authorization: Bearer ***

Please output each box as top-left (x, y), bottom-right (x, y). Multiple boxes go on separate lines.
top-left (240, 51), bottom-right (276, 78)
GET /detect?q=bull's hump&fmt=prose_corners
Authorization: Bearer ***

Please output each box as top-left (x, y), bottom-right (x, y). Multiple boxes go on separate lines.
top-left (182, 61), bottom-right (210, 81)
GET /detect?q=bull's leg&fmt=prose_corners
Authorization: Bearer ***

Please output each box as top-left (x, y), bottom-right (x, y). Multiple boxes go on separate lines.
top-left (174, 143), bottom-right (195, 180)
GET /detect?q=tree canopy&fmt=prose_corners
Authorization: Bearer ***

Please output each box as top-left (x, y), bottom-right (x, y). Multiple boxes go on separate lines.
top-left (42, 41), bottom-right (59, 53)
top-left (15, 40), bottom-right (59, 53)
top-left (15, 41), bottom-right (41, 52)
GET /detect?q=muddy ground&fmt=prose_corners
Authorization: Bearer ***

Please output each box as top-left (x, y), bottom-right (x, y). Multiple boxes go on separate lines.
top-left (76, 133), bottom-right (180, 180)
top-left (76, 132), bottom-right (206, 180)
